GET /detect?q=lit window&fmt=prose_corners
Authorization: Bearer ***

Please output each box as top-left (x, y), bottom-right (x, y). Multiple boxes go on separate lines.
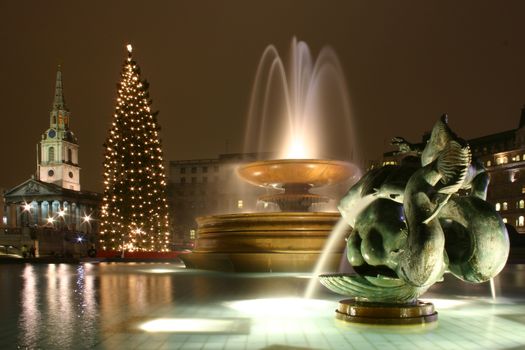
top-left (519, 216), bottom-right (525, 227)
top-left (237, 200), bottom-right (243, 209)
top-left (522, 187), bottom-right (525, 194)
top-left (486, 160), bottom-right (491, 167)
top-left (2, 216), bottom-right (6, 225)
top-left (190, 229), bottom-right (196, 240)
top-left (496, 156), bottom-right (509, 165)
top-left (495, 203), bottom-right (501, 211)
top-left (502, 218), bottom-right (508, 224)
top-left (503, 202), bottom-right (508, 211)
top-left (520, 200), bottom-right (525, 209)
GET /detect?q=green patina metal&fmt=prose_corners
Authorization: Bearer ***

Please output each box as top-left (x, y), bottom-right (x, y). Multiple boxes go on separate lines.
top-left (320, 115), bottom-right (510, 303)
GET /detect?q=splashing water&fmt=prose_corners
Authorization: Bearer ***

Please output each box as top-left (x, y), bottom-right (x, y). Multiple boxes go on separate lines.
top-left (490, 277), bottom-right (497, 300)
top-left (304, 218), bottom-right (350, 299)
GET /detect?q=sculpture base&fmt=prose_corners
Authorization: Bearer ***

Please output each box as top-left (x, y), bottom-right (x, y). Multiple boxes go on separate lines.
top-left (336, 299), bottom-right (438, 325)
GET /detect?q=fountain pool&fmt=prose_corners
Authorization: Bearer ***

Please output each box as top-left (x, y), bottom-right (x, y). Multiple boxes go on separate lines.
top-left (2, 262), bottom-right (525, 349)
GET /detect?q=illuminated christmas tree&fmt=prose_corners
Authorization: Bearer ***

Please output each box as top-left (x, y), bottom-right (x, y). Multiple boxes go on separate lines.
top-left (100, 44), bottom-right (171, 253)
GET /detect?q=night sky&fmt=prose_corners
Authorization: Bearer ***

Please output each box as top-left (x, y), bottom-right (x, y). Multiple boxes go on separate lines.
top-left (1, 0), bottom-right (524, 192)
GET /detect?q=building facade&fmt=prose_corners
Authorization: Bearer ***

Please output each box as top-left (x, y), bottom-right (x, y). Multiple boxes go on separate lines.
top-left (2, 67), bottom-right (101, 256)
top-left (167, 153), bottom-right (270, 245)
top-left (382, 108), bottom-right (525, 236)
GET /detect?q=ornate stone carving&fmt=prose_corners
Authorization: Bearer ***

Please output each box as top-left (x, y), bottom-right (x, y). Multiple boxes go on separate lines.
top-left (25, 181), bottom-right (40, 194)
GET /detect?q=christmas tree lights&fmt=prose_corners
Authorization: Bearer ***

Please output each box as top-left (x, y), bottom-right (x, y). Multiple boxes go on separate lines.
top-left (100, 44), bottom-right (171, 253)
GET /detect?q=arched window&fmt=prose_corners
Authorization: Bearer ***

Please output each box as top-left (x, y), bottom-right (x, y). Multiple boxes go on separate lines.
top-left (48, 147), bottom-right (55, 162)
top-left (519, 216), bottom-right (524, 227)
top-left (68, 148), bottom-right (72, 163)
top-left (503, 202), bottom-right (508, 211)
top-left (495, 203), bottom-right (501, 211)
top-left (520, 200), bottom-right (524, 209)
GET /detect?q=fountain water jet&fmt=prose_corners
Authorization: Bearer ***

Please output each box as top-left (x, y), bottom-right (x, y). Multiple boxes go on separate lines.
top-left (304, 218), bottom-right (349, 299)
top-left (244, 37), bottom-right (359, 162)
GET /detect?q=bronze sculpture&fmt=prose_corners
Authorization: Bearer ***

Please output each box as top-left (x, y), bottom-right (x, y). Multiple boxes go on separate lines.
top-left (320, 115), bottom-right (509, 324)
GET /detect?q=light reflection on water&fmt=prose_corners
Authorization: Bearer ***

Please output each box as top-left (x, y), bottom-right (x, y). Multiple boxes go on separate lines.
top-left (19, 265), bottom-right (41, 348)
top-left (15, 263), bottom-right (177, 349)
top-left (5, 262), bottom-right (525, 349)
top-left (18, 264), bottom-right (99, 349)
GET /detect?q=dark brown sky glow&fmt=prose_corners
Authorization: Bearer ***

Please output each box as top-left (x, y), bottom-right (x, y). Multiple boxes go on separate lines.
top-left (1, 0), bottom-right (524, 192)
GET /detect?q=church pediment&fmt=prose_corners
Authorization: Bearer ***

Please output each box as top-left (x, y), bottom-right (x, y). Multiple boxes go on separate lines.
top-left (4, 179), bottom-right (63, 199)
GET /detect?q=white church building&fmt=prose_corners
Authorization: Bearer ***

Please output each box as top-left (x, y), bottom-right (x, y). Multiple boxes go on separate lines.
top-left (2, 67), bottom-right (100, 256)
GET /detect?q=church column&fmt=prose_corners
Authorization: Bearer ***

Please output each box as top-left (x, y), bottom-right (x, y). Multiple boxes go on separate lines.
top-left (41, 201), bottom-right (49, 223)
top-left (15, 205), bottom-right (21, 227)
top-left (31, 201), bottom-right (38, 226)
top-left (74, 203), bottom-right (80, 231)
top-left (7, 204), bottom-right (16, 228)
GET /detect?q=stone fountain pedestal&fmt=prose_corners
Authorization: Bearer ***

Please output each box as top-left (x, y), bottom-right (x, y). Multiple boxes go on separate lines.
top-left (180, 212), bottom-right (347, 272)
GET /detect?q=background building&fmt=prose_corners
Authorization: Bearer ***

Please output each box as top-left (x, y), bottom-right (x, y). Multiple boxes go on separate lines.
top-left (382, 107), bottom-right (525, 242)
top-left (167, 153), bottom-right (270, 246)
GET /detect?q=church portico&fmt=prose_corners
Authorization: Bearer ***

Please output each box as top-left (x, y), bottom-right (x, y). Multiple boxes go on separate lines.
top-left (5, 181), bottom-right (99, 234)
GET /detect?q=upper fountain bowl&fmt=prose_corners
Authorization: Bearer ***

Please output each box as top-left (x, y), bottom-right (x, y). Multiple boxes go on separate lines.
top-left (237, 159), bottom-right (358, 189)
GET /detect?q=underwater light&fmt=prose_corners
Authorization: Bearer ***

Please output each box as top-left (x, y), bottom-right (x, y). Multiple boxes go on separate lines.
top-left (139, 318), bottom-right (238, 333)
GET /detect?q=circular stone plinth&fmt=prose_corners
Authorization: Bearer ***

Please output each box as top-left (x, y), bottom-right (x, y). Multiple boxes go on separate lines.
top-left (335, 299), bottom-right (438, 325)
top-left (180, 212), bottom-right (348, 272)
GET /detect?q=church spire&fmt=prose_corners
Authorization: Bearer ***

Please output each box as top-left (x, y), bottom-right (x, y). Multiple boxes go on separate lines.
top-left (52, 65), bottom-right (67, 111)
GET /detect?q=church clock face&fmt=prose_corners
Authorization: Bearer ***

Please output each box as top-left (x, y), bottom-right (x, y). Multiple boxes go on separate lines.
top-left (48, 129), bottom-right (56, 138)
top-left (48, 169), bottom-right (54, 177)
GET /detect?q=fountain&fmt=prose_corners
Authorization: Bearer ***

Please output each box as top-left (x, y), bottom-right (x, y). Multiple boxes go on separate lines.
top-left (180, 38), bottom-right (360, 272)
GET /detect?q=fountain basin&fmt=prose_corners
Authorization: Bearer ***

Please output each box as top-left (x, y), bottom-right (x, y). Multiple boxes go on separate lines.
top-left (180, 212), bottom-right (348, 272)
top-left (237, 159), bottom-right (358, 211)
top-left (237, 159), bottom-right (357, 189)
